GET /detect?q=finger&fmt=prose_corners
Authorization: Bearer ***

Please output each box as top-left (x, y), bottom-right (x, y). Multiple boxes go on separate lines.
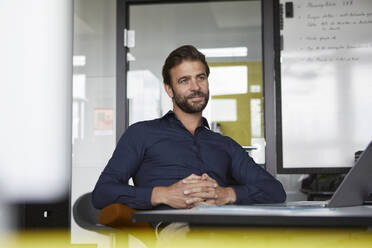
top-left (205, 199), bottom-right (217, 204)
top-left (182, 179), bottom-right (203, 184)
top-left (202, 173), bottom-right (210, 180)
top-left (188, 191), bottom-right (218, 199)
top-left (202, 173), bottom-right (217, 183)
top-left (184, 173), bottom-right (212, 183)
top-left (193, 180), bottom-right (218, 188)
top-left (182, 174), bottom-right (202, 183)
top-left (184, 186), bottom-right (216, 195)
top-left (183, 179), bottom-right (217, 187)
top-left (186, 174), bottom-right (202, 180)
top-left (185, 197), bottom-right (204, 205)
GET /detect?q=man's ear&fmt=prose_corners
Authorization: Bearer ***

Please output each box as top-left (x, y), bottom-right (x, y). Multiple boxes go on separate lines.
top-left (164, 83), bottom-right (174, 98)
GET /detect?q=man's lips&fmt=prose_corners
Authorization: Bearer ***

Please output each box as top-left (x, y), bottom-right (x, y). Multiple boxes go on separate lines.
top-left (187, 92), bottom-right (205, 100)
top-left (188, 96), bottom-right (204, 101)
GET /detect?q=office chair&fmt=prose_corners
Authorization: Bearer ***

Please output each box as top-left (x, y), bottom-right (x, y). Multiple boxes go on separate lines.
top-left (73, 192), bottom-right (151, 229)
top-left (72, 192), bottom-right (112, 231)
top-left (73, 192), bottom-right (155, 248)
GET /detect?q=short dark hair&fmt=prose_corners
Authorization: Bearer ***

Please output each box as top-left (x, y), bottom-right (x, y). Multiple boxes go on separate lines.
top-left (162, 45), bottom-right (210, 86)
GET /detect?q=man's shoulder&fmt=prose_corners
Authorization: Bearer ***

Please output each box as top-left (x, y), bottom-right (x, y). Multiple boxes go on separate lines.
top-left (127, 117), bottom-right (163, 131)
top-left (118, 118), bottom-right (163, 143)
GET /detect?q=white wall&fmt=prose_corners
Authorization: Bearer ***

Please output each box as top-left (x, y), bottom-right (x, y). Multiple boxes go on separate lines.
top-left (0, 0), bottom-right (72, 201)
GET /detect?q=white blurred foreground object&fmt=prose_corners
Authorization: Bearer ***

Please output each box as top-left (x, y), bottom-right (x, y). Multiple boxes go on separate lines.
top-left (0, 0), bottom-right (72, 201)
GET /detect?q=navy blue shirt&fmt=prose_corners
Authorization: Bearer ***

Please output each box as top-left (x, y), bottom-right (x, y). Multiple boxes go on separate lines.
top-left (92, 111), bottom-right (286, 210)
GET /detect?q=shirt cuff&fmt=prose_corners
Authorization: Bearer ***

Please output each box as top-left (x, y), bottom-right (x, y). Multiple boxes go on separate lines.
top-left (231, 185), bottom-right (246, 205)
top-left (135, 186), bottom-right (154, 209)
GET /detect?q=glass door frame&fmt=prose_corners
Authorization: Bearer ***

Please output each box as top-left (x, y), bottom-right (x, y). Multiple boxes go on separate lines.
top-left (116, 0), bottom-right (262, 138)
top-left (116, 0), bottom-right (277, 175)
top-left (117, 0), bottom-right (226, 142)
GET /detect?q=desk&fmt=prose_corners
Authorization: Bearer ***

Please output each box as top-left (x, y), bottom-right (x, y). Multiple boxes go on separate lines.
top-left (131, 206), bottom-right (372, 247)
top-left (8, 207), bottom-right (370, 247)
top-left (2, 228), bottom-right (372, 248)
top-left (133, 205), bottom-right (372, 227)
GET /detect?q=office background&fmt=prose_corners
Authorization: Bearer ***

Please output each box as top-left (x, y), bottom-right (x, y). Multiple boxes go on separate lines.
top-left (1, 0), bottom-right (371, 247)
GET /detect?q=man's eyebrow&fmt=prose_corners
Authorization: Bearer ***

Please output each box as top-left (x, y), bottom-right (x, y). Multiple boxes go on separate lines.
top-left (197, 72), bottom-right (207, 77)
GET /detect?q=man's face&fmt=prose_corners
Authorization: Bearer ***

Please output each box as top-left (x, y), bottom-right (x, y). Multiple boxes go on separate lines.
top-left (165, 60), bottom-right (209, 114)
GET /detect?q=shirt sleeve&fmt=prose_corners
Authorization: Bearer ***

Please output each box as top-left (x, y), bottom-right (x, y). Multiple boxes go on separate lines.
top-left (227, 138), bottom-right (286, 205)
top-left (92, 123), bottom-right (154, 210)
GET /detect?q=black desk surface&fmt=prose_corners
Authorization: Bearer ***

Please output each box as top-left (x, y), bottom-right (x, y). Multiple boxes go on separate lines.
top-left (132, 205), bottom-right (372, 227)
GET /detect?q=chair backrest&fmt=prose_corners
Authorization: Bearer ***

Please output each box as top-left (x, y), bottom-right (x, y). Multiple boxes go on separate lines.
top-left (72, 192), bottom-right (112, 230)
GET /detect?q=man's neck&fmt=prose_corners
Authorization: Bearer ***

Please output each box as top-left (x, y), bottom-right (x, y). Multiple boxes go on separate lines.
top-left (173, 107), bottom-right (202, 136)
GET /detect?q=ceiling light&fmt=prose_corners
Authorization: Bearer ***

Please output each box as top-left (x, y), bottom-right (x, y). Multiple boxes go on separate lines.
top-left (198, 47), bottom-right (248, 57)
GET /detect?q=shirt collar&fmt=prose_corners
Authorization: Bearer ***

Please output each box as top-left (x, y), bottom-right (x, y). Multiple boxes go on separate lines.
top-left (162, 110), bottom-right (210, 129)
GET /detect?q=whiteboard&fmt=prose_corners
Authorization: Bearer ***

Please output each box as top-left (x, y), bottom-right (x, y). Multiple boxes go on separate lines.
top-left (279, 0), bottom-right (372, 169)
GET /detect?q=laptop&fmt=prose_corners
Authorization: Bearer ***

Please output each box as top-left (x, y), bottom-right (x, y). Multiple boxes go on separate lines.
top-left (283, 140), bottom-right (372, 208)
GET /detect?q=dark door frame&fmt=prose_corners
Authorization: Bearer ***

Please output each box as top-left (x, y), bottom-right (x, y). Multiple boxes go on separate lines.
top-left (116, 0), bottom-right (226, 142)
top-left (116, 0), bottom-right (270, 137)
top-left (115, 0), bottom-right (277, 176)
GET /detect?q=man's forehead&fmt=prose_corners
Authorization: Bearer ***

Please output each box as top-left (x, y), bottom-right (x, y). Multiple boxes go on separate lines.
top-left (170, 60), bottom-right (207, 75)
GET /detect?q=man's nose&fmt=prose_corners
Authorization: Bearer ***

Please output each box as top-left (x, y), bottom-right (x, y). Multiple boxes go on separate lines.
top-left (189, 78), bottom-right (200, 90)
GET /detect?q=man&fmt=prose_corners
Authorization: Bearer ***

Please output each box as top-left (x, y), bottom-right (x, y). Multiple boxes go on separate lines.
top-left (92, 45), bottom-right (286, 210)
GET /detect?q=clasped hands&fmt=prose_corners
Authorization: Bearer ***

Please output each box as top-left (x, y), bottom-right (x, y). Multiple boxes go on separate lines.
top-left (151, 173), bottom-right (236, 209)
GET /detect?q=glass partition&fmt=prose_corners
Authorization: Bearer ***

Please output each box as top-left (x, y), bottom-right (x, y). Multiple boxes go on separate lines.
top-left (129, 1), bottom-right (265, 163)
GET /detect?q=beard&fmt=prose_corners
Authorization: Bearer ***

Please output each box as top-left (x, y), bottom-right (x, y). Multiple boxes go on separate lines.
top-left (172, 89), bottom-right (209, 114)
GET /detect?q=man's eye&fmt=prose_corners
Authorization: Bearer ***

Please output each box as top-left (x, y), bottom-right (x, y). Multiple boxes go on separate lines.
top-left (197, 75), bottom-right (206, 80)
top-left (179, 78), bottom-right (188, 84)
